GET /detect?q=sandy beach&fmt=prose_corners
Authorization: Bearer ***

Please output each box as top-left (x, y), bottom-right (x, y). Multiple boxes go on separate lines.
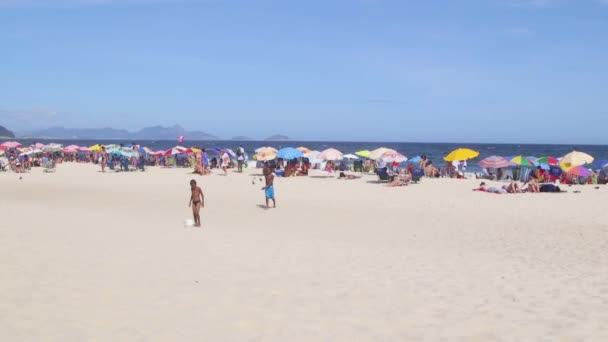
top-left (2, 164), bottom-right (608, 341)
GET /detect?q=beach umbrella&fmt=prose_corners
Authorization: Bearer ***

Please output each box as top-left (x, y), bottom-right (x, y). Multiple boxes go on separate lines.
top-left (89, 144), bottom-right (104, 152)
top-left (560, 150), bottom-right (594, 167)
top-left (164, 146), bottom-right (187, 156)
top-left (253, 150), bottom-right (277, 161)
top-left (536, 156), bottom-right (559, 166)
top-left (593, 160), bottom-right (608, 169)
top-left (443, 148), bottom-right (479, 162)
top-left (152, 150), bottom-right (165, 157)
top-left (343, 154), bottom-right (359, 160)
top-left (527, 156), bottom-right (538, 163)
top-left (369, 148), bottom-right (396, 160)
top-left (478, 156), bottom-right (515, 169)
top-left (43, 143), bottom-right (63, 152)
top-left (408, 156), bottom-right (421, 164)
top-left (0, 141), bottom-right (21, 149)
top-left (184, 147), bottom-right (201, 154)
top-left (317, 148), bottom-right (343, 161)
top-left (297, 146), bottom-right (312, 154)
top-left (143, 147), bottom-right (155, 154)
top-left (64, 144), bottom-right (79, 150)
top-left (537, 163), bottom-right (551, 170)
top-left (255, 146), bottom-right (277, 153)
top-left (277, 147), bottom-right (303, 160)
top-left (33, 143), bottom-right (45, 149)
top-left (105, 144), bottom-right (120, 151)
top-left (380, 151), bottom-right (407, 163)
top-left (79, 146), bottom-right (91, 152)
top-left (510, 155), bottom-right (535, 167)
top-left (567, 165), bottom-right (593, 177)
top-left (355, 150), bottom-right (371, 158)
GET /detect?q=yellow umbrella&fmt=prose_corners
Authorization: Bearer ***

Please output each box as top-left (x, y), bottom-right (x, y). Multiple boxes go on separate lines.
top-left (355, 150), bottom-right (371, 158)
top-left (443, 148), bottom-right (479, 162)
top-left (89, 144), bottom-right (104, 152)
top-left (297, 146), bottom-right (312, 154)
top-left (369, 147), bottom-right (396, 160)
top-left (253, 150), bottom-right (277, 161)
top-left (560, 150), bottom-right (594, 167)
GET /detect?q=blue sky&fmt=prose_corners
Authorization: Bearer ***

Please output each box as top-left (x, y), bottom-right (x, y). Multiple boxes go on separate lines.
top-left (1, 0), bottom-right (607, 143)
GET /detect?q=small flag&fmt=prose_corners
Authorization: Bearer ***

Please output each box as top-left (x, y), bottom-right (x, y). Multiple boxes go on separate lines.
top-left (178, 135), bottom-right (185, 143)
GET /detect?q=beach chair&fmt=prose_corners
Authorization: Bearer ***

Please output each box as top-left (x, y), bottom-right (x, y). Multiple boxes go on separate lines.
top-left (376, 168), bottom-right (390, 182)
top-left (411, 169), bottom-right (424, 183)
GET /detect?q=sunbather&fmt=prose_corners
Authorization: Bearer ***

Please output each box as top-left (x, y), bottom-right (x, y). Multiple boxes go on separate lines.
top-left (503, 182), bottom-right (521, 193)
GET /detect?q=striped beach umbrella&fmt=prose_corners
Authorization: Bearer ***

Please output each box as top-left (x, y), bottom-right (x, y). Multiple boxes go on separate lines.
top-left (537, 156), bottom-right (559, 165)
top-left (479, 156), bottom-right (515, 168)
top-left (380, 151), bottom-right (407, 163)
top-left (566, 166), bottom-right (593, 177)
top-left (369, 148), bottom-right (395, 160)
top-left (164, 146), bottom-right (187, 156)
top-left (510, 155), bottom-right (534, 167)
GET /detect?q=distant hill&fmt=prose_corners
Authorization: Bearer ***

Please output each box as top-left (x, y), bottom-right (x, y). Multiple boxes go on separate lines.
top-left (23, 125), bottom-right (219, 140)
top-left (0, 125), bottom-right (15, 139)
top-left (231, 136), bottom-right (253, 141)
top-left (264, 134), bottom-right (290, 142)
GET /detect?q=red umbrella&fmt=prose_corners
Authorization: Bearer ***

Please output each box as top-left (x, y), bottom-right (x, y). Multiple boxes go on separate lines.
top-left (164, 146), bottom-right (187, 156)
top-left (0, 141), bottom-right (22, 150)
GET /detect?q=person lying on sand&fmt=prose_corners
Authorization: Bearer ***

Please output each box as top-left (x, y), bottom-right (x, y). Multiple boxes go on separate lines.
top-left (473, 182), bottom-right (507, 194)
top-left (386, 174), bottom-right (411, 187)
top-left (338, 172), bottom-right (360, 180)
top-left (503, 182), bottom-right (522, 193)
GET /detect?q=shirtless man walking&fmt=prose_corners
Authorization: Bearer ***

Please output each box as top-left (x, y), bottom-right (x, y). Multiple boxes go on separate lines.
top-left (263, 164), bottom-right (276, 208)
top-left (100, 146), bottom-right (108, 173)
top-left (189, 179), bottom-right (204, 227)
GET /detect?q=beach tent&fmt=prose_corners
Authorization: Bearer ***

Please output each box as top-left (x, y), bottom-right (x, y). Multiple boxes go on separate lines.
top-left (443, 148), bottom-right (479, 162)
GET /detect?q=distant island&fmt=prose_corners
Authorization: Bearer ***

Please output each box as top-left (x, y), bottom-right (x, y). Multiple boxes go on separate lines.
top-left (264, 134), bottom-right (290, 142)
top-left (19, 125), bottom-right (219, 141)
top-left (0, 125), bottom-right (15, 139)
top-left (231, 136), bottom-right (253, 141)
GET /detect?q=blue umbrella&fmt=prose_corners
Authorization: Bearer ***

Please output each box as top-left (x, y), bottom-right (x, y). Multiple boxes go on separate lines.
top-left (276, 147), bottom-right (303, 160)
top-left (536, 163), bottom-right (550, 170)
top-left (593, 160), bottom-right (608, 168)
top-left (408, 156), bottom-right (421, 164)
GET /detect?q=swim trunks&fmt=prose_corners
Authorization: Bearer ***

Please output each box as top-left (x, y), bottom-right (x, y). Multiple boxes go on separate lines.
top-left (265, 185), bottom-right (275, 199)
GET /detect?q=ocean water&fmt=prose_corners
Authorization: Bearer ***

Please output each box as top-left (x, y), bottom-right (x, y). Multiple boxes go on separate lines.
top-left (13, 139), bottom-right (608, 172)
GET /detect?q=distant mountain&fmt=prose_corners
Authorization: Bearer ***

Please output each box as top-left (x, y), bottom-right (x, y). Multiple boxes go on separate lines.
top-left (133, 125), bottom-right (218, 140)
top-left (231, 136), bottom-right (253, 141)
top-left (0, 125), bottom-right (15, 138)
top-left (264, 134), bottom-right (290, 141)
top-left (23, 125), bottom-right (219, 141)
top-left (24, 126), bottom-right (131, 139)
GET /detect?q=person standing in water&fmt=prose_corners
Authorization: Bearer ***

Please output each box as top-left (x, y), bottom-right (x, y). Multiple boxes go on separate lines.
top-left (189, 179), bottom-right (204, 227)
top-left (263, 164), bottom-right (276, 208)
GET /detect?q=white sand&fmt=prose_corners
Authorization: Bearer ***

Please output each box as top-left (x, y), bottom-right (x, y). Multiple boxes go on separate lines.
top-left (1, 164), bottom-right (608, 341)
